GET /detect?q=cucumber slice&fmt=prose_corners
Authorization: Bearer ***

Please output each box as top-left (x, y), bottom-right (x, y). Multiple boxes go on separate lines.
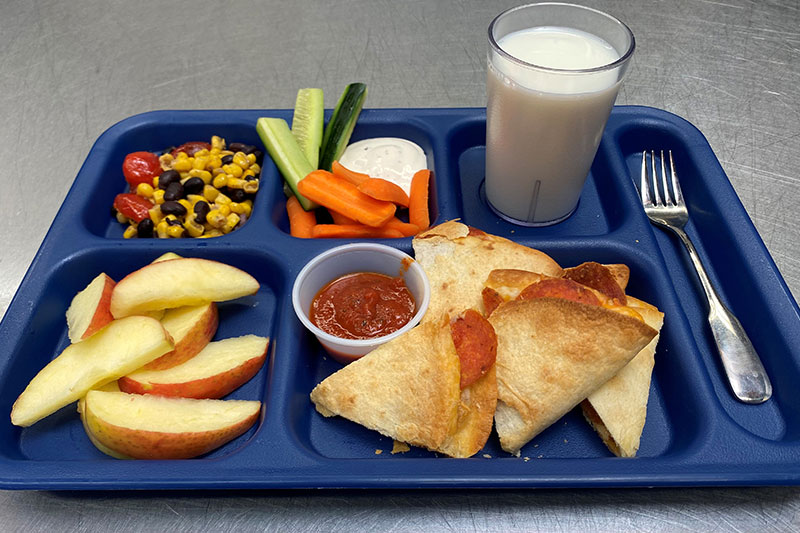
top-left (256, 117), bottom-right (318, 211)
top-left (318, 82), bottom-right (367, 171)
top-left (291, 88), bottom-right (324, 169)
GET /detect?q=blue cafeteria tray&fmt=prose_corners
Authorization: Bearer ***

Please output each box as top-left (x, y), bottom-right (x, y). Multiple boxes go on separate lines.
top-left (1, 106), bottom-right (799, 490)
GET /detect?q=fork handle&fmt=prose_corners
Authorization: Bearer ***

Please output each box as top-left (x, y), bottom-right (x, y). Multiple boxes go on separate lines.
top-left (671, 226), bottom-right (772, 403)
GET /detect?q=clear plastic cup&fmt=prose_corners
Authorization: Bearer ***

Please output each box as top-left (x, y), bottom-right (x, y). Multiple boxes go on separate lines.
top-left (292, 243), bottom-right (431, 364)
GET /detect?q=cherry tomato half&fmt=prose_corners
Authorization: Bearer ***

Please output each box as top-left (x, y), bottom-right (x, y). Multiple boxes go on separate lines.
top-left (113, 193), bottom-right (153, 223)
top-left (122, 151), bottom-right (161, 189)
top-left (171, 141), bottom-right (212, 158)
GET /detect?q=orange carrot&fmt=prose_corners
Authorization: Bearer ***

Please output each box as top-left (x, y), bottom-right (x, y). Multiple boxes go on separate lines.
top-left (358, 178), bottom-right (410, 207)
top-left (408, 169), bottom-right (430, 231)
top-left (297, 170), bottom-right (396, 228)
top-left (286, 196), bottom-right (316, 238)
top-left (331, 160), bottom-right (370, 186)
top-left (329, 209), bottom-right (357, 225)
top-left (382, 217), bottom-right (420, 237)
top-left (311, 224), bottom-right (404, 239)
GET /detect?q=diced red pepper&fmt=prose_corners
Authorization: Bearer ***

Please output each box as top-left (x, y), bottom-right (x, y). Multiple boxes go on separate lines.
top-left (113, 193), bottom-right (153, 222)
top-left (171, 142), bottom-right (211, 158)
top-left (122, 151), bottom-right (161, 189)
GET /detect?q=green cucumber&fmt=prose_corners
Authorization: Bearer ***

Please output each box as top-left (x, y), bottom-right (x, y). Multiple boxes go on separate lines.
top-left (291, 88), bottom-right (324, 169)
top-left (318, 82), bottom-right (367, 171)
top-left (256, 117), bottom-right (319, 211)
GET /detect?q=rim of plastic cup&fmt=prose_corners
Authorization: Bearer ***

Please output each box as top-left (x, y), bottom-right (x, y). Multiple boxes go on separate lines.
top-left (291, 243), bottom-right (431, 348)
top-left (488, 2), bottom-right (636, 75)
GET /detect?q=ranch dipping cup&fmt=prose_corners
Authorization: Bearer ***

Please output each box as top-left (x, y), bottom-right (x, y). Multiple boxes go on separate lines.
top-left (485, 3), bottom-right (635, 226)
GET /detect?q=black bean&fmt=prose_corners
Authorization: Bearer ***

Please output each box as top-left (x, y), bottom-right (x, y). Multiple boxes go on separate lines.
top-left (183, 177), bottom-right (204, 196)
top-left (166, 217), bottom-right (183, 226)
top-left (158, 170), bottom-right (180, 189)
top-left (228, 188), bottom-right (246, 202)
top-left (251, 149), bottom-right (263, 163)
top-left (221, 154), bottom-right (234, 165)
top-left (160, 200), bottom-right (187, 217)
top-left (137, 218), bottom-right (154, 238)
top-left (164, 181), bottom-right (184, 201)
top-left (193, 200), bottom-right (210, 223)
top-left (228, 142), bottom-right (246, 153)
top-left (244, 173), bottom-right (258, 181)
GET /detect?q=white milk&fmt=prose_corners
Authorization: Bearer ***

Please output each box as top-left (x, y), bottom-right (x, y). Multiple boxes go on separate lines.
top-left (485, 26), bottom-right (622, 224)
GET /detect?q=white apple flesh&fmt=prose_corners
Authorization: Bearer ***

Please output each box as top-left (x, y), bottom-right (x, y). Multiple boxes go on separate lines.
top-left (11, 316), bottom-right (174, 427)
top-left (119, 335), bottom-right (268, 398)
top-left (110, 258), bottom-right (260, 318)
top-left (143, 302), bottom-right (218, 370)
top-left (80, 390), bottom-right (261, 459)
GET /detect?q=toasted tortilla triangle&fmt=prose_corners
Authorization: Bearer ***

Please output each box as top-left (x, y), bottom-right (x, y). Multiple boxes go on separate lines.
top-left (413, 221), bottom-right (563, 322)
top-left (488, 298), bottom-right (657, 455)
top-left (309, 318), bottom-right (496, 457)
top-left (580, 296), bottom-right (664, 457)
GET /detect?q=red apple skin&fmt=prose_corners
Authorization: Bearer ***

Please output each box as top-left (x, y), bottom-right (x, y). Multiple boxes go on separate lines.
top-left (118, 351), bottom-right (266, 399)
top-left (143, 303), bottom-right (218, 370)
top-left (81, 275), bottom-right (117, 339)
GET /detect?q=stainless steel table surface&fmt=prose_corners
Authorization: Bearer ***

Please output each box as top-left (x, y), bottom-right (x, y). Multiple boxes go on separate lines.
top-left (1, 0), bottom-right (799, 531)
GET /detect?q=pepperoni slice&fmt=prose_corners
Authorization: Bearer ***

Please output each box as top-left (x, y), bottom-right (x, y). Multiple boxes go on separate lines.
top-left (517, 278), bottom-right (601, 307)
top-left (563, 262), bottom-right (626, 305)
top-left (481, 287), bottom-right (503, 318)
top-left (450, 309), bottom-right (497, 389)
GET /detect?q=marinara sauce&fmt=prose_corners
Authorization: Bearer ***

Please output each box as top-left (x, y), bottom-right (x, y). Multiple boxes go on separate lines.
top-left (310, 272), bottom-right (416, 340)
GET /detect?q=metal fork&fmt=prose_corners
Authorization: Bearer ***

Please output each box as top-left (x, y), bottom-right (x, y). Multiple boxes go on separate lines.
top-left (641, 150), bottom-right (772, 404)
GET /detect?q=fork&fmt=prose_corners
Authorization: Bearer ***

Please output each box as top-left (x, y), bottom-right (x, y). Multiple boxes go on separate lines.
top-left (641, 150), bottom-right (772, 404)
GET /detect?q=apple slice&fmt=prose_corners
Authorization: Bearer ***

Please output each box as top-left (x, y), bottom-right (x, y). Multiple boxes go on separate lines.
top-left (119, 335), bottom-right (269, 398)
top-left (65, 273), bottom-right (116, 342)
top-left (110, 258), bottom-right (260, 318)
top-left (142, 302), bottom-right (218, 370)
top-left (152, 251), bottom-right (182, 263)
top-left (11, 316), bottom-right (174, 427)
top-left (80, 390), bottom-right (261, 459)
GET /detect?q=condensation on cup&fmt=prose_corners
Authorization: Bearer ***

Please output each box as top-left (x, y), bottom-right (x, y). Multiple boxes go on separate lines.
top-left (485, 3), bottom-right (635, 226)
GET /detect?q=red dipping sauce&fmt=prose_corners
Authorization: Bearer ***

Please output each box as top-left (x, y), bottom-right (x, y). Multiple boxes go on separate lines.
top-left (310, 272), bottom-right (416, 340)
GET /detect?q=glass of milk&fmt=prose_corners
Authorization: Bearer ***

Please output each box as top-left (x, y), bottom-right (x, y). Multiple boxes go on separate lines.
top-left (485, 3), bottom-right (635, 226)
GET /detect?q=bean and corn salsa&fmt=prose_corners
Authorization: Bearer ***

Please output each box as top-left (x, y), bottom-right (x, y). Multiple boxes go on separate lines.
top-left (112, 136), bottom-right (262, 238)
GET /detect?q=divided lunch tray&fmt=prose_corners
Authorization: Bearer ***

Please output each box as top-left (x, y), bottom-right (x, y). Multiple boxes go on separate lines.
top-left (1, 106), bottom-right (800, 490)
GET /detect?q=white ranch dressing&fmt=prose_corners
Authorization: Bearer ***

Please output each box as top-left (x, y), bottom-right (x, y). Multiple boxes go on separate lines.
top-left (338, 138), bottom-right (427, 195)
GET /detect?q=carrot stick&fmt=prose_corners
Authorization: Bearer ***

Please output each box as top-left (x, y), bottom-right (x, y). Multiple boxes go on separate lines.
top-left (311, 224), bottom-right (404, 239)
top-left (297, 170), bottom-right (396, 228)
top-left (331, 160), bottom-right (370, 186)
top-left (329, 209), bottom-right (357, 225)
top-left (286, 196), bottom-right (316, 238)
top-left (408, 169), bottom-right (430, 231)
top-left (382, 217), bottom-right (420, 237)
top-left (358, 178), bottom-right (410, 207)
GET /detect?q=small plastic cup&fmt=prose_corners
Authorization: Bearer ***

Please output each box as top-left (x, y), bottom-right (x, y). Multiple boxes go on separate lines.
top-left (292, 243), bottom-right (431, 364)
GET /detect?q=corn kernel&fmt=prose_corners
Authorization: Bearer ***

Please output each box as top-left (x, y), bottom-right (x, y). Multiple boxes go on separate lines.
top-left (178, 199), bottom-right (192, 212)
top-left (159, 153), bottom-right (174, 170)
top-left (211, 136), bottom-right (225, 150)
top-left (203, 184), bottom-right (220, 202)
top-left (156, 220), bottom-right (169, 239)
top-left (193, 148), bottom-right (210, 157)
top-left (192, 156), bottom-right (209, 170)
top-left (206, 209), bottom-right (226, 228)
top-left (166, 224), bottom-right (185, 238)
top-left (179, 171), bottom-right (191, 180)
top-left (115, 211), bottom-right (128, 224)
top-left (183, 215), bottom-right (204, 237)
top-left (212, 174), bottom-right (227, 189)
top-left (234, 200), bottom-right (253, 217)
top-left (136, 182), bottom-right (154, 198)
top-left (172, 158), bottom-right (192, 172)
top-left (207, 155), bottom-right (222, 170)
top-left (188, 169), bottom-right (212, 184)
top-left (242, 169), bottom-right (256, 180)
top-left (232, 152), bottom-right (249, 169)
top-left (222, 212), bottom-right (241, 234)
top-left (152, 175), bottom-right (160, 188)
top-left (215, 192), bottom-right (231, 205)
top-left (187, 194), bottom-right (205, 205)
top-left (198, 228), bottom-right (222, 238)
top-left (226, 178), bottom-right (246, 190)
top-left (217, 204), bottom-right (231, 217)
top-left (149, 205), bottom-right (163, 224)
top-left (209, 147), bottom-right (221, 156)
top-left (211, 167), bottom-right (226, 176)
top-left (243, 180), bottom-right (259, 194)
top-left (223, 164), bottom-right (243, 178)
top-left (250, 163), bottom-right (261, 175)
top-left (246, 153), bottom-right (257, 165)
top-left (153, 189), bottom-right (166, 205)
top-left (123, 225), bottom-right (138, 239)
top-left (176, 151), bottom-right (189, 159)
top-left (163, 214), bottom-right (179, 225)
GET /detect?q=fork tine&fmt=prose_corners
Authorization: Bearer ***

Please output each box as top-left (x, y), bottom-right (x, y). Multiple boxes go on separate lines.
top-left (640, 151), bottom-right (653, 207)
top-left (660, 150), bottom-right (674, 205)
top-left (650, 150), bottom-right (663, 206)
top-left (668, 150), bottom-right (684, 206)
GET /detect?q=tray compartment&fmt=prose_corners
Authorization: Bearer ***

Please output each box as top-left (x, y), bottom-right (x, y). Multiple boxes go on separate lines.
top-left (616, 116), bottom-right (799, 442)
top-left (0, 245), bottom-right (281, 461)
